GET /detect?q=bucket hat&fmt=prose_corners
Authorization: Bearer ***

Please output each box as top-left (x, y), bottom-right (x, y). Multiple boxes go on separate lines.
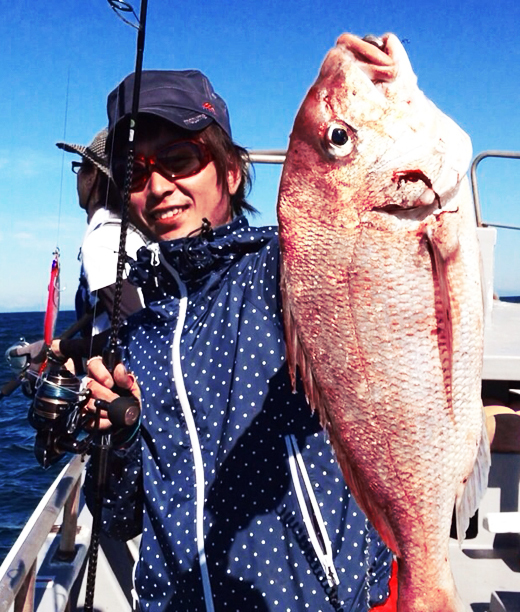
top-left (56, 128), bottom-right (110, 177)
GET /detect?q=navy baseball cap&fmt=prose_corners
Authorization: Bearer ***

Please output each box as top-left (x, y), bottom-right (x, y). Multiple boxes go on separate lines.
top-left (107, 69), bottom-right (232, 138)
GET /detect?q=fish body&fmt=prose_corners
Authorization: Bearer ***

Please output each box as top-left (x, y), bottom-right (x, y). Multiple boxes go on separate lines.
top-left (277, 33), bottom-right (489, 611)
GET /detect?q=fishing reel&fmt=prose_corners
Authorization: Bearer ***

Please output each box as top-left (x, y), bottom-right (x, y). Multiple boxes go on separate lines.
top-left (6, 340), bottom-right (140, 469)
top-left (4, 340), bottom-right (89, 467)
top-left (26, 352), bottom-right (92, 468)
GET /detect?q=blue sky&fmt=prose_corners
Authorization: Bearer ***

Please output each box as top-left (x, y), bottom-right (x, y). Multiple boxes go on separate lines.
top-left (1, 0), bottom-right (519, 313)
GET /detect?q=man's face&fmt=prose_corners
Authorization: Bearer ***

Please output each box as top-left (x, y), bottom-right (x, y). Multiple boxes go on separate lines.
top-left (76, 161), bottom-right (99, 212)
top-left (123, 121), bottom-right (239, 242)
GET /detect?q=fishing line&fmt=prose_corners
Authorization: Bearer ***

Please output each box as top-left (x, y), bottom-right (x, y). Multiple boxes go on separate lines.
top-left (40, 69), bottom-right (71, 354)
top-left (108, 0), bottom-right (140, 29)
top-left (55, 69), bottom-right (71, 249)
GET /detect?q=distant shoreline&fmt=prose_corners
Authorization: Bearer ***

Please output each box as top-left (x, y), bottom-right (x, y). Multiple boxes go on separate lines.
top-left (0, 310), bottom-right (76, 316)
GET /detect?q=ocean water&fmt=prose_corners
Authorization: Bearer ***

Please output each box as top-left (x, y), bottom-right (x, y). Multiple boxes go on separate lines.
top-left (0, 310), bottom-right (78, 564)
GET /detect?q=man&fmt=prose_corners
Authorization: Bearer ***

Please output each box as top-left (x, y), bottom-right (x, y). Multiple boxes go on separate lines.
top-left (86, 69), bottom-right (393, 612)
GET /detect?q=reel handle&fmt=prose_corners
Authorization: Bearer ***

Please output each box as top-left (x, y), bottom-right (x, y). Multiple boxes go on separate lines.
top-left (105, 396), bottom-right (140, 429)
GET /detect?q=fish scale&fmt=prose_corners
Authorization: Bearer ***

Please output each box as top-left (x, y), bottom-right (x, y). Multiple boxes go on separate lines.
top-left (278, 32), bottom-right (489, 611)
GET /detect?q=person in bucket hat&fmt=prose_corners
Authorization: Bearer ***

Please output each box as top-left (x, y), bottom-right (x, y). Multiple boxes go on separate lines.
top-left (57, 127), bottom-right (149, 345)
top-left (15, 129), bottom-right (150, 374)
top-left (56, 128), bottom-right (119, 220)
top-left (84, 69), bottom-right (393, 612)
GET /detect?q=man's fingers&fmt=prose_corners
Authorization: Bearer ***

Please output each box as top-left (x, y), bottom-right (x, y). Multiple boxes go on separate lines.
top-left (82, 380), bottom-right (116, 431)
top-left (87, 356), bottom-right (115, 389)
top-left (113, 363), bottom-right (141, 400)
top-left (84, 360), bottom-right (140, 432)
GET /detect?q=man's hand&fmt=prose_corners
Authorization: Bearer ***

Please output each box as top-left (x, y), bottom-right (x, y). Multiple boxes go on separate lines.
top-left (10, 339), bottom-right (47, 373)
top-left (9, 338), bottom-right (75, 376)
top-left (84, 357), bottom-right (141, 431)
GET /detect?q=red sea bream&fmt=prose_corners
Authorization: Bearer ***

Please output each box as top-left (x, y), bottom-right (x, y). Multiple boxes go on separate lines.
top-left (277, 33), bottom-right (490, 611)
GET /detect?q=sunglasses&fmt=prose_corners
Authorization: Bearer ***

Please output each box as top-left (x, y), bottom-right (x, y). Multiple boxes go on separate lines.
top-left (71, 161), bottom-right (84, 174)
top-left (112, 141), bottom-right (212, 192)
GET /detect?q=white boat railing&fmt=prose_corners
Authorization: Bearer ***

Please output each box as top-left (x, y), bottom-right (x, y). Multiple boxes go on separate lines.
top-left (0, 455), bottom-right (86, 612)
top-left (471, 150), bottom-right (520, 229)
top-left (248, 149), bottom-right (286, 165)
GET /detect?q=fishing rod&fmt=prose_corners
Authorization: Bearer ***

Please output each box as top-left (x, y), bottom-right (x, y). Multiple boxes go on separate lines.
top-left (0, 5), bottom-right (149, 610)
top-left (83, 2), bottom-right (149, 610)
top-left (104, 0), bottom-right (148, 369)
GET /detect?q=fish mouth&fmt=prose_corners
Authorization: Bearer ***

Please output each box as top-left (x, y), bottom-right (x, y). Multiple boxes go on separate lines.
top-left (336, 33), bottom-right (397, 82)
top-left (372, 202), bottom-right (440, 222)
top-left (362, 35), bottom-right (386, 51)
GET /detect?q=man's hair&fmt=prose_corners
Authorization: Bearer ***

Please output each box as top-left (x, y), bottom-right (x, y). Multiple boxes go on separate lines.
top-left (196, 123), bottom-right (256, 217)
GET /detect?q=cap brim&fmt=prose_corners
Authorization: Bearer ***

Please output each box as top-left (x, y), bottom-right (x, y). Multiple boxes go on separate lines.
top-left (56, 142), bottom-right (84, 155)
top-left (109, 109), bottom-right (215, 139)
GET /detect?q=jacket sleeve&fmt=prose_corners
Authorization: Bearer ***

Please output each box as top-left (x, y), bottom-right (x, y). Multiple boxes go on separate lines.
top-left (84, 436), bottom-right (143, 541)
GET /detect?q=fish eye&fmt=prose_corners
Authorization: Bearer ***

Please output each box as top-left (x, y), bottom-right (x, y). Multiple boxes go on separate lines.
top-left (331, 127), bottom-right (348, 145)
top-left (325, 123), bottom-right (355, 157)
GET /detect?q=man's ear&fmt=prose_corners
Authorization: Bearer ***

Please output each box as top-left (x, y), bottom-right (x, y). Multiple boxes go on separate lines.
top-left (227, 163), bottom-right (241, 196)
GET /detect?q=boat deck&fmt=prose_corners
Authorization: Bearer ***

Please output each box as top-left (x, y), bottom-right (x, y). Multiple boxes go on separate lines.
top-left (451, 452), bottom-right (520, 612)
top-left (5, 451), bottom-right (520, 612)
top-left (483, 298), bottom-right (520, 383)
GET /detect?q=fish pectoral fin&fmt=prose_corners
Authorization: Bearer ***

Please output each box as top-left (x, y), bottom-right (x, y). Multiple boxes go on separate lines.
top-left (425, 228), bottom-right (453, 365)
top-left (455, 410), bottom-right (491, 544)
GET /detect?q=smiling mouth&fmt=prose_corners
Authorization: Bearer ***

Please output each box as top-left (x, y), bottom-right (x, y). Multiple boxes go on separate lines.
top-left (151, 205), bottom-right (190, 222)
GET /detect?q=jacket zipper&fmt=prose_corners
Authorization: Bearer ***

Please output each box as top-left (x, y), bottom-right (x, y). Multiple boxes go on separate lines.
top-left (157, 248), bottom-right (216, 612)
top-left (285, 433), bottom-right (340, 588)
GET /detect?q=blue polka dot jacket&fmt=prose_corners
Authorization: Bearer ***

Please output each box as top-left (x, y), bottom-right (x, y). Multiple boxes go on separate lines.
top-left (86, 216), bottom-right (392, 612)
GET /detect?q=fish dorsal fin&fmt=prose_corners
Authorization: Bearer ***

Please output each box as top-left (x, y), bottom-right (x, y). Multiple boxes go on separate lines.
top-left (280, 262), bottom-right (300, 393)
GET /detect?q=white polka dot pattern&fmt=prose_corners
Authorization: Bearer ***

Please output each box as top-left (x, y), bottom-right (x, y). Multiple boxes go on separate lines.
top-left (86, 217), bottom-right (392, 611)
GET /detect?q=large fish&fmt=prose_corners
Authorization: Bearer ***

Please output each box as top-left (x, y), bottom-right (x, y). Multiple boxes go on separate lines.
top-left (277, 33), bottom-right (490, 611)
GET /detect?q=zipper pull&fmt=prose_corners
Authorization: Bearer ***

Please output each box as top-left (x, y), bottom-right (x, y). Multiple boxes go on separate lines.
top-left (150, 243), bottom-right (161, 287)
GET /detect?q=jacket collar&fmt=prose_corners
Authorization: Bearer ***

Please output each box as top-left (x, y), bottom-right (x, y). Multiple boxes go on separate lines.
top-left (128, 215), bottom-right (274, 304)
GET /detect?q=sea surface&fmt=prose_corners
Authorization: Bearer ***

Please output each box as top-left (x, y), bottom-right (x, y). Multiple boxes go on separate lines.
top-left (0, 310), bottom-right (78, 564)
